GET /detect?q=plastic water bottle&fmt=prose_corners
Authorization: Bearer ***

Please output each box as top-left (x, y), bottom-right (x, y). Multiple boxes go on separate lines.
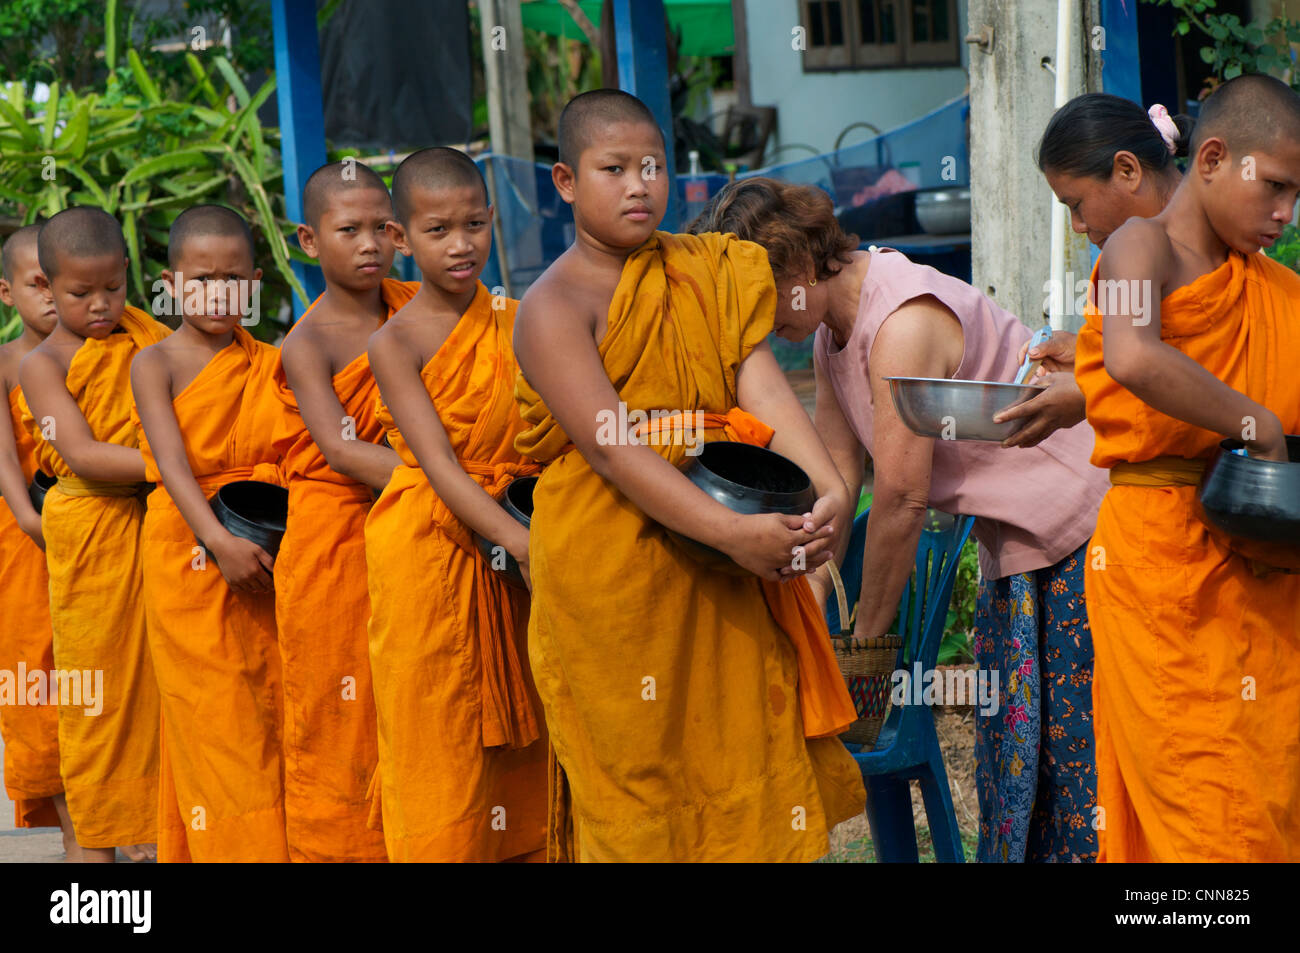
top-left (684, 150), bottom-right (709, 224)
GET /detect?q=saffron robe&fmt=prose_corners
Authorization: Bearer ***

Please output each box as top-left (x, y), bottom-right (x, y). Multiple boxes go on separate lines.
top-left (1076, 251), bottom-right (1300, 861)
top-left (0, 384), bottom-right (61, 828)
top-left (514, 231), bottom-right (865, 862)
top-left (136, 326), bottom-right (290, 862)
top-left (20, 305), bottom-right (169, 847)
top-left (364, 281), bottom-right (548, 862)
top-left (272, 278), bottom-right (417, 862)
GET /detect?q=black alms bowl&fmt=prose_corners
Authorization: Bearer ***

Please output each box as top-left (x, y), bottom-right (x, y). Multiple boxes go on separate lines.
top-left (1197, 435), bottom-right (1300, 544)
top-left (209, 480), bottom-right (289, 557)
top-left (27, 470), bottom-right (56, 515)
top-left (670, 441), bottom-right (818, 573)
top-left (475, 476), bottom-right (536, 589)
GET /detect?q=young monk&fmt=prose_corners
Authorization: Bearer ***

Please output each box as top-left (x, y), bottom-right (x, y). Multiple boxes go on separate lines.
top-left (18, 207), bottom-right (168, 862)
top-left (512, 89), bottom-right (865, 862)
top-left (365, 147), bottom-right (547, 862)
top-left (131, 204), bottom-right (289, 863)
top-left (0, 225), bottom-right (77, 855)
top-left (1075, 73), bottom-right (1300, 861)
top-left (272, 161), bottom-right (417, 862)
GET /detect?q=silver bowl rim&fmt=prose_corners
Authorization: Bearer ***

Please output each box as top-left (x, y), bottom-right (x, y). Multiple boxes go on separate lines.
top-left (884, 376), bottom-right (1047, 391)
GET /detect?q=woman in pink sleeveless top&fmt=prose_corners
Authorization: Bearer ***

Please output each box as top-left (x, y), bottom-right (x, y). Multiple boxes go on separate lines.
top-left (689, 97), bottom-right (1187, 863)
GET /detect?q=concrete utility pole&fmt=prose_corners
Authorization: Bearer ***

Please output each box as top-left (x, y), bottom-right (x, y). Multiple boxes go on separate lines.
top-left (478, 0), bottom-right (534, 162)
top-left (967, 0), bottom-right (1096, 331)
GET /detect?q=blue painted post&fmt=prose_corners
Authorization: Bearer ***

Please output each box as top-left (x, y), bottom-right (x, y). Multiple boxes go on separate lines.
top-left (1099, 0), bottom-right (1142, 104)
top-left (611, 0), bottom-right (680, 230)
top-left (271, 0), bottom-right (327, 319)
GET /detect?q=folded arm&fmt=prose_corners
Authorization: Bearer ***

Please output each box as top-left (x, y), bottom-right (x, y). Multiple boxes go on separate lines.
top-left (130, 347), bottom-right (272, 592)
top-left (19, 348), bottom-right (146, 482)
top-left (280, 329), bottom-right (400, 491)
top-left (368, 322), bottom-right (529, 568)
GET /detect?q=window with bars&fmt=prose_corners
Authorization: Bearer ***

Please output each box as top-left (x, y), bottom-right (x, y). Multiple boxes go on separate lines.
top-left (799, 0), bottom-right (960, 71)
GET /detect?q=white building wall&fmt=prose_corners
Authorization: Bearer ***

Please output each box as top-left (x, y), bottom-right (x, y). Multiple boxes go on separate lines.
top-left (743, 0), bottom-right (971, 160)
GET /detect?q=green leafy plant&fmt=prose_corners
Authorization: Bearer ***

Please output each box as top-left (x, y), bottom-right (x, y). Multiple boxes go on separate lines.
top-left (0, 32), bottom-right (308, 342)
top-left (938, 539), bottom-right (977, 665)
top-left (1143, 0), bottom-right (1300, 85)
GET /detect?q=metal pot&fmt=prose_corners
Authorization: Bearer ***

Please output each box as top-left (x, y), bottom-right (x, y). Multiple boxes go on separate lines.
top-left (886, 376), bottom-right (1044, 442)
top-left (205, 480), bottom-right (289, 558)
top-left (27, 470), bottom-right (55, 515)
top-left (669, 441), bottom-right (817, 574)
top-left (915, 187), bottom-right (971, 235)
top-left (1197, 436), bottom-right (1300, 545)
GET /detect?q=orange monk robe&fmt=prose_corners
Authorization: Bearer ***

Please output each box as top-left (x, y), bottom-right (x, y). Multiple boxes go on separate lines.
top-left (271, 278), bottom-right (418, 862)
top-left (0, 385), bottom-right (61, 828)
top-left (19, 306), bottom-right (169, 848)
top-left (135, 326), bottom-right (291, 863)
top-left (1076, 252), bottom-right (1300, 862)
top-left (364, 281), bottom-right (548, 862)
top-left (514, 232), bottom-right (865, 862)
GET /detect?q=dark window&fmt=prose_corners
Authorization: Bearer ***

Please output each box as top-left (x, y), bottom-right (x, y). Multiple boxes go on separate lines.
top-left (802, 0), bottom-right (959, 71)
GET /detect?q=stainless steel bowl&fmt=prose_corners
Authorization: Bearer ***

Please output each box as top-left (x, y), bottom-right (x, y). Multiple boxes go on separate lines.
top-left (885, 377), bottom-right (1045, 442)
top-left (915, 187), bottom-right (971, 235)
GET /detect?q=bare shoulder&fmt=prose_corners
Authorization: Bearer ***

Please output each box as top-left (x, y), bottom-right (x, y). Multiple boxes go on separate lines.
top-left (129, 338), bottom-right (170, 379)
top-left (1105, 217), bottom-right (1173, 269)
top-left (517, 253), bottom-right (600, 337)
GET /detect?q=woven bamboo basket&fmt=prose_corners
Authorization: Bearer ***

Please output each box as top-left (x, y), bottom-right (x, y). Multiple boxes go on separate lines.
top-left (827, 562), bottom-right (902, 747)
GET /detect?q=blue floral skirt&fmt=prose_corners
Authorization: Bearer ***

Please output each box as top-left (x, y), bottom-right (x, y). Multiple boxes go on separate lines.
top-left (973, 542), bottom-right (1097, 862)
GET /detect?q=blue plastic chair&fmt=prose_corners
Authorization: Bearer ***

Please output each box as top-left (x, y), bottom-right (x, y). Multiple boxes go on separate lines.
top-left (825, 506), bottom-right (975, 862)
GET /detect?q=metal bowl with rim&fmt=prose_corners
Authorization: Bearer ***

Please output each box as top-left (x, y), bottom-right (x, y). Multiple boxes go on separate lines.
top-left (203, 480), bottom-right (289, 558)
top-left (885, 377), bottom-right (1045, 443)
top-left (475, 476), bottom-right (536, 589)
top-left (1197, 435), bottom-right (1300, 546)
top-left (668, 441), bottom-right (818, 574)
top-left (915, 187), bottom-right (971, 235)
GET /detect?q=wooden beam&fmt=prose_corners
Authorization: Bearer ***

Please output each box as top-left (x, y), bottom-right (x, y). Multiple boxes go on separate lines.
top-left (478, 0), bottom-right (534, 162)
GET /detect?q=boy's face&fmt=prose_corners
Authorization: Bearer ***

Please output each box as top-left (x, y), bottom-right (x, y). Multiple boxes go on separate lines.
top-left (387, 184), bottom-right (493, 296)
top-left (558, 121), bottom-right (669, 249)
top-left (1201, 137), bottom-right (1300, 254)
top-left (163, 235), bottom-right (262, 334)
top-left (36, 252), bottom-right (128, 340)
top-left (0, 243), bottom-right (57, 335)
top-left (298, 187), bottom-right (395, 292)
